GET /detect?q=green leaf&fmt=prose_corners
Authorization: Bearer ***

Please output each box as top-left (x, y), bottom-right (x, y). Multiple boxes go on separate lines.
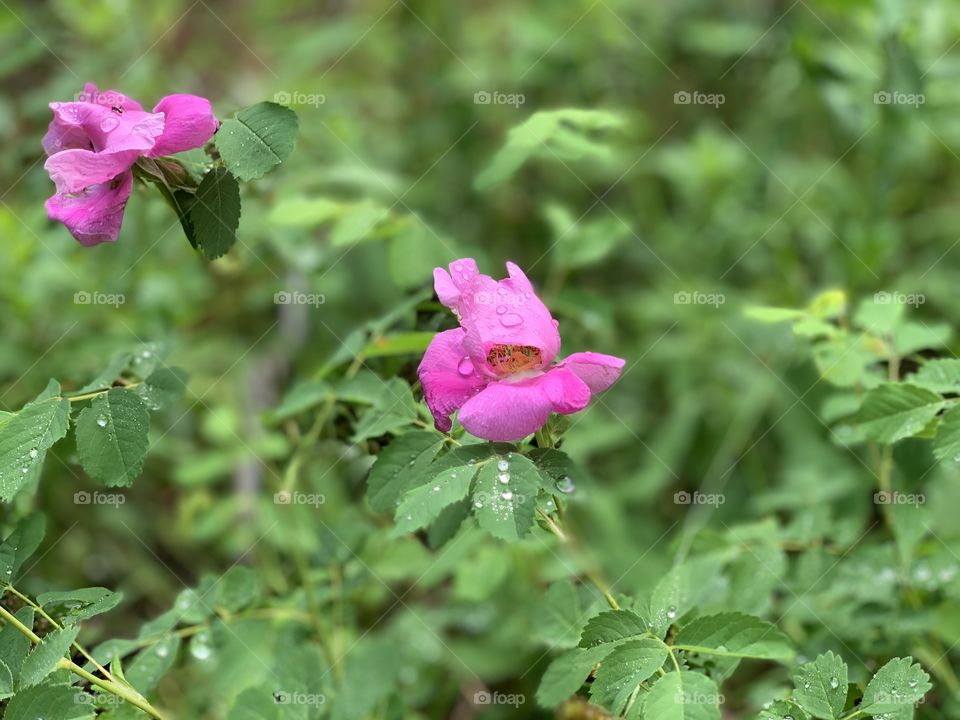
top-left (124, 635), bottom-right (180, 693)
top-left (646, 556), bottom-right (725, 638)
top-left (214, 566), bottom-right (261, 613)
top-left (190, 167), bottom-right (241, 259)
top-left (0, 513), bottom-right (46, 579)
top-left (758, 700), bottom-right (809, 720)
top-left (894, 322), bottom-right (951, 356)
top-left (673, 612), bottom-right (794, 660)
top-left (19, 626), bottom-right (80, 688)
top-left (912, 359), bottom-right (960, 393)
top-left (743, 306), bottom-right (806, 323)
top-left (137, 367), bottom-right (188, 412)
top-left (854, 383), bottom-right (944, 444)
top-left (0, 657), bottom-right (12, 696)
top-left (392, 464), bottom-right (477, 535)
top-left (361, 332), bottom-right (435, 359)
top-left (228, 686), bottom-right (279, 720)
top-left (791, 651), bottom-right (848, 719)
top-left (860, 657), bottom-right (931, 713)
top-left (4, 680), bottom-right (95, 720)
top-left (472, 452), bottom-right (541, 541)
top-left (535, 580), bottom-right (585, 649)
top-left (641, 671), bottom-right (722, 720)
top-left (217, 102), bottom-right (299, 181)
top-left (75, 389), bottom-right (150, 487)
top-left (475, 109), bottom-right (625, 189)
top-left (579, 609), bottom-right (649, 649)
top-left (366, 431), bottom-right (445, 513)
top-left (591, 638), bottom-right (668, 713)
top-left (36, 588), bottom-right (122, 626)
top-left (330, 200), bottom-right (391, 246)
top-left (536, 646), bottom-right (610, 707)
top-left (934, 404), bottom-right (960, 463)
top-left (0, 607), bottom-right (34, 684)
top-left (0, 381), bottom-right (70, 500)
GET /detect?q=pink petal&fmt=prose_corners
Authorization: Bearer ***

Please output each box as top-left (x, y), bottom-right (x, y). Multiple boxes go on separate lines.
top-left (558, 352), bottom-right (626, 393)
top-left (44, 148), bottom-right (142, 194)
top-left (45, 171), bottom-right (133, 246)
top-left (457, 367), bottom-right (590, 442)
top-left (434, 258), bottom-right (561, 372)
top-left (417, 328), bottom-right (488, 432)
top-left (78, 83), bottom-right (144, 112)
top-left (147, 94), bottom-right (219, 157)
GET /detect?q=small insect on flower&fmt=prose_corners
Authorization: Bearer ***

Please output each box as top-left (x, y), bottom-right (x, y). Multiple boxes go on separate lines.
top-left (418, 258), bottom-right (625, 442)
top-left (42, 82), bottom-right (219, 246)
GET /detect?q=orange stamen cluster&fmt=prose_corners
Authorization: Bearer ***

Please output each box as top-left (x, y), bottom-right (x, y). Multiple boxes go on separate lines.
top-left (486, 344), bottom-right (543, 375)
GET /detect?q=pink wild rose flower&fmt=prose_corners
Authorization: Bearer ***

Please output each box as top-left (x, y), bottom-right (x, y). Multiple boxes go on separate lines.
top-left (418, 258), bottom-right (625, 442)
top-left (42, 83), bottom-right (219, 246)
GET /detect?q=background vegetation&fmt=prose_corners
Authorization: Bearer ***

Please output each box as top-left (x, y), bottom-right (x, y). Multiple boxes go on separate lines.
top-left (2, 0), bottom-right (960, 717)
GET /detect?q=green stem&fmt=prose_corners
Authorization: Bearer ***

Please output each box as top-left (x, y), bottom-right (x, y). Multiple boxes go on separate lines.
top-left (65, 382), bottom-right (141, 403)
top-left (0, 605), bottom-right (167, 719)
top-left (538, 509), bottom-right (619, 610)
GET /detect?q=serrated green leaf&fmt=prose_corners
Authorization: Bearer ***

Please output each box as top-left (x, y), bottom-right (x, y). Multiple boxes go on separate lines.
top-left (854, 384), bottom-right (944, 444)
top-left (579, 609), bottom-right (649, 648)
top-left (136, 367), bottom-right (188, 411)
top-left (19, 626), bottom-right (79, 688)
top-left (472, 452), bottom-right (540, 541)
top-left (641, 671), bottom-right (722, 720)
top-left (673, 612), bottom-right (793, 660)
top-left (912, 359), bottom-right (960, 393)
top-left (214, 566), bottom-right (261, 613)
top-left (0, 381), bottom-right (69, 500)
top-left (894, 322), bottom-right (951, 356)
top-left (366, 431), bottom-right (445, 513)
top-left (190, 167), bottom-right (241, 259)
top-left (36, 587), bottom-right (122, 627)
top-left (861, 657), bottom-right (931, 713)
top-left (0, 513), bottom-right (45, 580)
top-left (228, 686), bottom-right (279, 719)
top-left (124, 635), bottom-right (180, 693)
top-left (591, 638), bottom-right (668, 713)
top-left (791, 651), bottom-right (848, 719)
top-left (758, 700), bottom-right (809, 720)
top-left (217, 102), bottom-right (298, 181)
top-left (535, 580), bottom-right (584, 649)
top-left (647, 556), bottom-right (725, 638)
top-left (934, 404), bottom-right (960, 463)
top-left (75, 389), bottom-right (150, 487)
top-left (0, 607), bottom-right (33, 685)
top-left (392, 464), bottom-right (477, 535)
top-left (536, 646), bottom-right (610, 707)
top-left (4, 680), bottom-right (95, 720)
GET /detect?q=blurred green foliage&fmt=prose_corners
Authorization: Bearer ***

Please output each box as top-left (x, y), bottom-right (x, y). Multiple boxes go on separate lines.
top-left (3, 0), bottom-right (960, 717)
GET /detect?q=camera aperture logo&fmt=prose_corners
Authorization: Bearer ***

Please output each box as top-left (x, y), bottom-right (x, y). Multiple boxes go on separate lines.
top-left (874, 90), bottom-right (924, 108)
top-left (874, 490), bottom-right (924, 507)
top-left (74, 291), bottom-right (125, 308)
top-left (474, 91), bottom-right (525, 108)
top-left (674, 291), bottom-right (725, 308)
top-left (473, 691), bottom-right (525, 707)
top-left (674, 490), bottom-right (725, 507)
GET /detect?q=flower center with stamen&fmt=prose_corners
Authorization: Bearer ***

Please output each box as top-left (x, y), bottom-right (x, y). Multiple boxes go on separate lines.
top-left (486, 344), bottom-right (543, 376)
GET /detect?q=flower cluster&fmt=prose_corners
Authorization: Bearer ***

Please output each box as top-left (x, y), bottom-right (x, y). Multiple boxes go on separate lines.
top-left (42, 83), bottom-right (218, 246)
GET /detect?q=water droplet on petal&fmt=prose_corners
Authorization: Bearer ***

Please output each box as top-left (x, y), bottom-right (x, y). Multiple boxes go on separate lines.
top-left (499, 313), bottom-right (523, 327)
top-left (99, 116), bottom-right (119, 132)
top-left (496, 305), bottom-right (507, 315)
top-left (457, 357), bottom-right (474, 376)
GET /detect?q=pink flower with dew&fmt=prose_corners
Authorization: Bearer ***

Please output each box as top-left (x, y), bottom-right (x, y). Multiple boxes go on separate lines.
top-left (418, 258), bottom-right (625, 441)
top-left (42, 83), bottom-right (219, 246)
